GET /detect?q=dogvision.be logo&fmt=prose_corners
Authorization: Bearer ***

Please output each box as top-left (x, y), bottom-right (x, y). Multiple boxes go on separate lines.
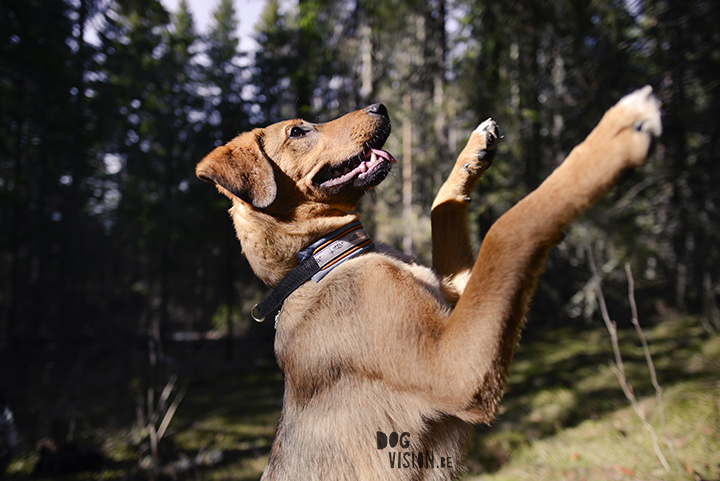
top-left (376, 432), bottom-right (453, 470)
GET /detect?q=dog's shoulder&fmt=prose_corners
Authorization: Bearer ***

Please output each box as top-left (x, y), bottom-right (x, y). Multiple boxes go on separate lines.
top-left (370, 243), bottom-right (458, 305)
top-left (282, 244), bottom-right (453, 325)
top-left (274, 246), bottom-right (457, 373)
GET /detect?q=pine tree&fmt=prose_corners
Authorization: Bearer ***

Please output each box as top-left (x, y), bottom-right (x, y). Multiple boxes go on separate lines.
top-left (0, 0), bottom-right (93, 340)
top-left (93, 0), bottom-right (211, 340)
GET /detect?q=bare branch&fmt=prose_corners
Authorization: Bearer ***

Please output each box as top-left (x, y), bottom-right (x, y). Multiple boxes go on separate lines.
top-left (587, 244), bottom-right (670, 471)
top-left (157, 385), bottom-right (187, 441)
top-left (625, 263), bottom-right (682, 473)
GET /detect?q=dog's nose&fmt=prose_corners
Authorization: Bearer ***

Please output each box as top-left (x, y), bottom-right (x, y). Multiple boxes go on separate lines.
top-left (365, 103), bottom-right (389, 119)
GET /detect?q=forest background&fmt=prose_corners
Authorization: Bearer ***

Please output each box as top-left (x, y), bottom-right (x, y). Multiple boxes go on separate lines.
top-left (1, 0), bottom-right (719, 479)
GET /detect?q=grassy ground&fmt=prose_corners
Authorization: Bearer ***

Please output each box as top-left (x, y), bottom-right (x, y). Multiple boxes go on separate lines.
top-left (464, 316), bottom-right (720, 481)
top-left (5, 315), bottom-right (719, 480)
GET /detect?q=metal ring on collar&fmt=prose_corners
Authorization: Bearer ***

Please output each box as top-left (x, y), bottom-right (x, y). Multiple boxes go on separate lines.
top-left (251, 304), bottom-right (265, 323)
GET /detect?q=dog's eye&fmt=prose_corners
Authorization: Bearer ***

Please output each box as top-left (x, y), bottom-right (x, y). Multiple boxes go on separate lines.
top-left (289, 126), bottom-right (307, 138)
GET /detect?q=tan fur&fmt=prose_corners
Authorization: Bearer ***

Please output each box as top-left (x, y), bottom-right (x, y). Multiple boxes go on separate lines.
top-left (196, 89), bottom-right (661, 480)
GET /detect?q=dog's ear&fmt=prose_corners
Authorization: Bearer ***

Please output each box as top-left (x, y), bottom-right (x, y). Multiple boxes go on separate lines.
top-left (196, 131), bottom-right (277, 209)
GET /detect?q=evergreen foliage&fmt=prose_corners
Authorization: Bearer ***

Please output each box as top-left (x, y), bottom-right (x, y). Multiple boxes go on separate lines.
top-left (1, 0), bottom-right (718, 346)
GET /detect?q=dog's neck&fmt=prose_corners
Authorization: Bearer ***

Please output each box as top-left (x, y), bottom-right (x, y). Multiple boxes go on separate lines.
top-left (251, 220), bottom-right (374, 321)
top-left (229, 201), bottom-right (362, 288)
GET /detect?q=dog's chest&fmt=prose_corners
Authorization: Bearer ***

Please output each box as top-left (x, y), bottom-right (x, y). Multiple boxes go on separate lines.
top-left (272, 253), bottom-right (451, 388)
top-left (265, 253), bottom-right (468, 480)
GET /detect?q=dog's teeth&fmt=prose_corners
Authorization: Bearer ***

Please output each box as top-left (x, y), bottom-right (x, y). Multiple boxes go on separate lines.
top-left (316, 149), bottom-right (394, 187)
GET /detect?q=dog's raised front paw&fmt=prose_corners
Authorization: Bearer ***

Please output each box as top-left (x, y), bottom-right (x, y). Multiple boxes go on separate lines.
top-left (601, 86), bottom-right (662, 168)
top-left (617, 85), bottom-right (662, 137)
top-left (461, 118), bottom-right (500, 176)
top-left (474, 118), bottom-right (500, 149)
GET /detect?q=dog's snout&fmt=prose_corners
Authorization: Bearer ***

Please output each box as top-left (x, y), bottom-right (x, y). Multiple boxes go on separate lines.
top-left (365, 103), bottom-right (389, 119)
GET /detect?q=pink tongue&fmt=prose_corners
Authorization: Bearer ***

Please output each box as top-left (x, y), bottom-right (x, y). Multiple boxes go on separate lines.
top-left (370, 148), bottom-right (397, 164)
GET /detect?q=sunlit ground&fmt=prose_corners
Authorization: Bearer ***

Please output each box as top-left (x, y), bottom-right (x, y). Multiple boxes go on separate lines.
top-left (6, 316), bottom-right (719, 480)
top-left (464, 316), bottom-right (720, 481)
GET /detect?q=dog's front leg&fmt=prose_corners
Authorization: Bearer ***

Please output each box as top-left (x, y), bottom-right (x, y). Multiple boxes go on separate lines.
top-left (430, 87), bottom-right (662, 423)
top-left (431, 119), bottom-right (499, 295)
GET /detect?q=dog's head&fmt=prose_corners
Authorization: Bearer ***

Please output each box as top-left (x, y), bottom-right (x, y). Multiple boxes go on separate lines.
top-left (196, 103), bottom-right (394, 216)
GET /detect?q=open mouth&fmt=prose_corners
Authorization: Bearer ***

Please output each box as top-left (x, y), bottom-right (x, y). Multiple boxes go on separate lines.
top-left (314, 148), bottom-right (397, 188)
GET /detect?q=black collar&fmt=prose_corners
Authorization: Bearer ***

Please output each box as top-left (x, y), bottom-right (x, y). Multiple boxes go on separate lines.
top-left (251, 221), bottom-right (374, 322)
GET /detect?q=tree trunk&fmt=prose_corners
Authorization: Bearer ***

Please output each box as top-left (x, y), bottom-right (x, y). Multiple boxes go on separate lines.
top-left (433, 0), bottom-right (448, 169)
top-left (358, 8), bottom-right (373, 105)
top-left (6, 71), bottom-right (26, 343)
top-left (402, 93), bottom-right (413, 256)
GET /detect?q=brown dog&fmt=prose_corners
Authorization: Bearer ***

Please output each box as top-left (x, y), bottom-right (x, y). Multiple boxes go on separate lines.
top-left (196, 88), bottom-right (661, 480)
